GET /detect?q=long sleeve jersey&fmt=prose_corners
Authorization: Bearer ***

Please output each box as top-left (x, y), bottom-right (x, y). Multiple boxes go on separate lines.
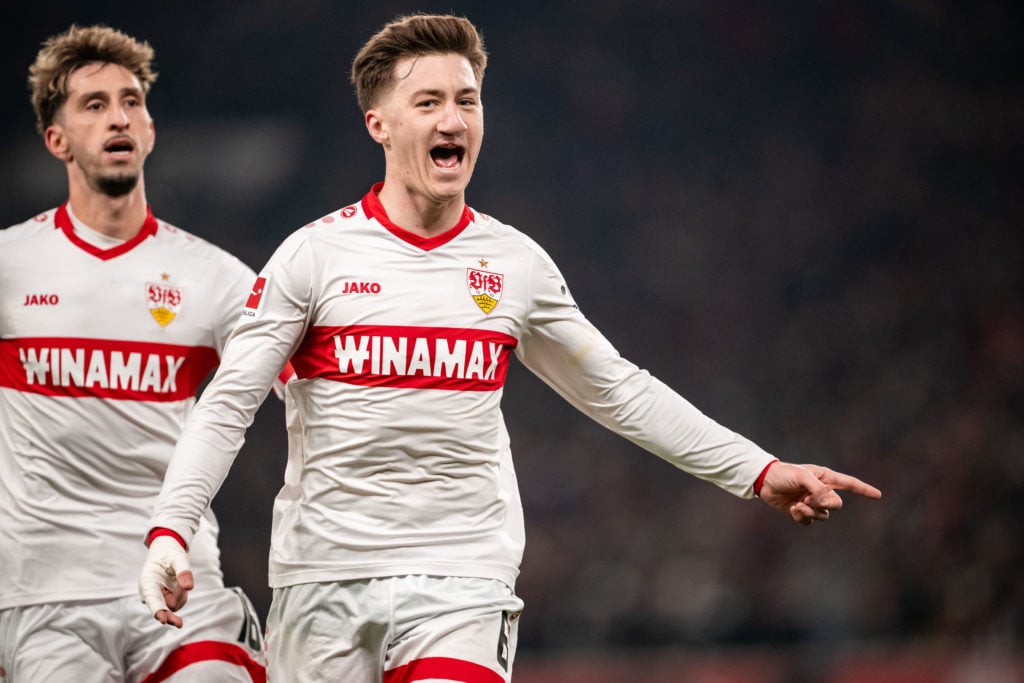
top-left (151, 185), bottom-right (776, 590)
top-left (0, 204), bottom-right (263, 609)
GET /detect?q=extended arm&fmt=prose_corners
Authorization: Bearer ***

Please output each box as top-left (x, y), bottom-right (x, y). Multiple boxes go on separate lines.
top-left (516, 248), bottom-right (774, 496)
top-left (517, 245), bottom-right (881, 509)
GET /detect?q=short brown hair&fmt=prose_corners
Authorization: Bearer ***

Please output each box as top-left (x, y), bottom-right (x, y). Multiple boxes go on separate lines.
top-left (350, 14), bottom-right (487, 113)
top-left (28, 24), bottom-right (158, 135)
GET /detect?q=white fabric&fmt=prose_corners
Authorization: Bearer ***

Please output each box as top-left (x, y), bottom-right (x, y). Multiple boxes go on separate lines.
top-left (0, 204), bottom-right (256, 610)
top-left (0, 588), bottom-right (265, 682)
top-left (266, 576), bottom-right (522, 683)
top-left (151, 186), bottom-right (776, 591)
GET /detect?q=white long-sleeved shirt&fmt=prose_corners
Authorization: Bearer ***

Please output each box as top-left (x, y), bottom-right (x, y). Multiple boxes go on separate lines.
top-left (151, 185), bottom-right (775, 590)
top-left (0, 204), bottom-right (262, 609)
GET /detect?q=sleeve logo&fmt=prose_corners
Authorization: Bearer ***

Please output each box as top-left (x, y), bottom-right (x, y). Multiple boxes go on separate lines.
top-left (243, 275), bottom-right (268, 318)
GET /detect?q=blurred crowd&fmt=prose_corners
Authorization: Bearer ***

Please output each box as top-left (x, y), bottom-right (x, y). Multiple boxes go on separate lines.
top-left (2, 0), bottom-right (1020, 663)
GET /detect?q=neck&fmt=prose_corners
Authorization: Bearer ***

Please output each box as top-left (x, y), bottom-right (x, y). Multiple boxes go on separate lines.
top-left (66, 179), bottom-right (149, 240)
top-left (376, 181), bottom-right (465, 238)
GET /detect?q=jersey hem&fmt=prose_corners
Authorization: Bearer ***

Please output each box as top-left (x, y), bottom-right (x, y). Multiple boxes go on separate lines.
top-left (268, 562), bottom-right (519, 591)
top-left (0, 579), bottom-right (229, 611)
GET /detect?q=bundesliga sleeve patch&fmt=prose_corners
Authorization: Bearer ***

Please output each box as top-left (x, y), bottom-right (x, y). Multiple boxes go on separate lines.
top-left (242, 275), bottom-right (268, 318)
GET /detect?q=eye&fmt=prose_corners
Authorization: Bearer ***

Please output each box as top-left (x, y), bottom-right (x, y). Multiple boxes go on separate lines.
top-left (86, 100), bottom-right (105, 111)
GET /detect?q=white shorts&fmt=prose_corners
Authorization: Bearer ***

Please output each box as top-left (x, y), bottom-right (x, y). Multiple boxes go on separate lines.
top-left (0, 586), bottom-right (265, 683)
top-left (266, 576), bottom-right (524, 682)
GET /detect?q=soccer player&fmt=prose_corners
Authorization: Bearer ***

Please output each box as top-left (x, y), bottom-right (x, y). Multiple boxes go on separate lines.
top-left (0, 24), bottom-right (287, 682)
top-left (139, 14), bottom-right (882, 682)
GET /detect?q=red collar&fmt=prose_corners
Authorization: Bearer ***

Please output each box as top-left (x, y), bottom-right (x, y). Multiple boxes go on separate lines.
top-left (360, 182), bottom-right (474, 251)
top-left (55, 202), bottom-right (158, 260)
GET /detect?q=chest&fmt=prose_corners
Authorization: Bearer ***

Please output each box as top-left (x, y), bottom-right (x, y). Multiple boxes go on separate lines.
top-left (311, 236), bottom-right (529, 339)
top-left (1, 239), bottom-right (215, 345)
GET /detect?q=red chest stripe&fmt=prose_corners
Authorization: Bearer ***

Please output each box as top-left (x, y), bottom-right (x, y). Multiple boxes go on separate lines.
top-left (292, 324), bottom-right (518, 392)
top-left (0, 337), bottom-right (218, 402)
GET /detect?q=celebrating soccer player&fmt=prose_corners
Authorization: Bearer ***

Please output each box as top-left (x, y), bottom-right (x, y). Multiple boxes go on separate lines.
top-left (139, 14), bottom-right (881, 682)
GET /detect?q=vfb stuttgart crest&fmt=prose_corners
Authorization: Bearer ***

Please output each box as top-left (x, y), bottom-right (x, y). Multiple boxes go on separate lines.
top-left (467, 267), bottom-right (503, 315)
top-left (147, 282), bottom-right (182, 327)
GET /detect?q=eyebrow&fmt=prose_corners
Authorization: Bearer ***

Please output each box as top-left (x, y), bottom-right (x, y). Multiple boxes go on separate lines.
top-left (74, 86), bottom-right (144, 105)
top-left (410, 87), bottom-right (479, 100)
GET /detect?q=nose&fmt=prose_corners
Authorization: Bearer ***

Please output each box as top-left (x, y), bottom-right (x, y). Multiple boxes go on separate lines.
top-left (437, 102), bottom-right (467, 134)
top-left (108, 104), bottom-right (130, 129)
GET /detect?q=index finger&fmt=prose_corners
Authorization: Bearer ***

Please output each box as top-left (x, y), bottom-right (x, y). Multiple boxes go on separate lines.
top-left (814, 468), bottom-right (882, 499)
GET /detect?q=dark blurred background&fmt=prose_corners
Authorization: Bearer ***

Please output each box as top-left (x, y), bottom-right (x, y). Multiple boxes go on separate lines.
top-left (4, 1), bottom-right (1022, 679)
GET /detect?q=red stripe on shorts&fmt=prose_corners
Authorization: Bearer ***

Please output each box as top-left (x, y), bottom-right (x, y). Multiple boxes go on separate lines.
top-left (140, 640), bottom-right (266, 683)
top-left (383, 656), bottom-right (504, 683)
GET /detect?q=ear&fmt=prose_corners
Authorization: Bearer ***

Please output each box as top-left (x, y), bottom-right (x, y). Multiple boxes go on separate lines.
top-left (44, 124), bottom-right (72, 162)
top-left (144, 118), bottom-right (156, 154)
top-left (365, 109), bottom-right (389, 146)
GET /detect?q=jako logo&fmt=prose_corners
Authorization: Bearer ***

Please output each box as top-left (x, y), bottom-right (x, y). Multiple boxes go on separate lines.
top-left (24, 294), bottom-right (59, 306)
top-left (341, 282), bottom-right (382, 294)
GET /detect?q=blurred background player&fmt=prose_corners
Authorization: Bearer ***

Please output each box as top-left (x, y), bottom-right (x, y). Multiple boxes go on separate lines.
top-left (0, 24), bottom-right (290, 682)
top-left (140, 14), bottom-right (881, 682)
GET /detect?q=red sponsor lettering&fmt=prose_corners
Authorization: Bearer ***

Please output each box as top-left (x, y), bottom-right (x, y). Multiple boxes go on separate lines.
top-left (340, 281), bottom-right (382, 294)
top-left (23, 294), bottom-right (60, 306)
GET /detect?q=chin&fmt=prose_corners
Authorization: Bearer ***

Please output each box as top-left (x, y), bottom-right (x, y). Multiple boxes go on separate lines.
top-left (96, 173), bottom-right (141, 198)
top-left (433, 187), bottom-right (467, 204)
top-left (433, 174), bottom-right (471, 195)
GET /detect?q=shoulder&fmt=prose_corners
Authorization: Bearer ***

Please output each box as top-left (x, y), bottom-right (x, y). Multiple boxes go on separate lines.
top-left (300, 202), bottom-right (364, 233)
top-left (293, 201), bottom-right (375, 247)
top-left (0, 209), bottom-right (60, 247)
top-left (151, 217), bottom-right (254, 280)
top-left (469, 208), bottom-right (556, 263)
top-left (265, 202), bottom-right (366, 263)
top-left (469, 208), bottom-right (576, 305)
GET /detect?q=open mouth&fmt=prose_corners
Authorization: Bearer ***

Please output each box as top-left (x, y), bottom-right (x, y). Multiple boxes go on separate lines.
top-left (104, 137), bottom-right (135, 156)
top-left (430, 145), bottom-right (464, 169)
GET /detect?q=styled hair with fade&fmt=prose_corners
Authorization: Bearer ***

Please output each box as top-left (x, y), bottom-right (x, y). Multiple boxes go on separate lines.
top-left (28, 24), bottom-right (157, 135)
top-left (350, 14), bottom-right (487, 113)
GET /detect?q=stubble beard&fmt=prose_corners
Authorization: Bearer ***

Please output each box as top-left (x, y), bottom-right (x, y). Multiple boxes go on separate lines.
top-left (94, 171), bottom-right (140, 198)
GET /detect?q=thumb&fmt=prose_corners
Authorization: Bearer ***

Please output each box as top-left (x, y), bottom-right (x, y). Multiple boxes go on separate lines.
top-left (798, 465), bottom-right (843, 511)
top-left (169, 556), bottom-right (195, 592)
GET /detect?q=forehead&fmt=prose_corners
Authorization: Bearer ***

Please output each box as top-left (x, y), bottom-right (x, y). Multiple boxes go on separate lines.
top-left (67, 62), bottom-right (143, 96)
top-left (389, 52), bottom-right (478, 96)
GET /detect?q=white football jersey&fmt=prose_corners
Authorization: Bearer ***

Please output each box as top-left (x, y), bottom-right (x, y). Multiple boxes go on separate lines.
top-left (152, 185), bottom-right (775, 590)
top-left (0, 204), bottom-right (260, 609)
